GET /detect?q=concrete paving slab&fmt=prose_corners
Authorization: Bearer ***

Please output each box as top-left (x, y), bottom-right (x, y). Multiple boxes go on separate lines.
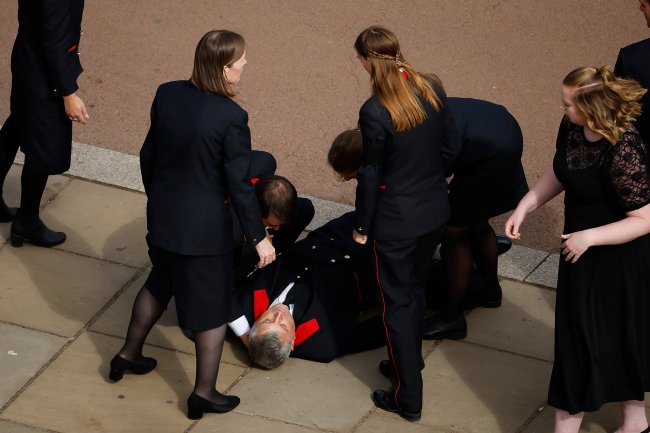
top-left (417, 340), bottom-right (551, 432)
top-left (192, 412), bottom-right (319, 433)
top-left (231, 347), bottom-right (386, 432)
top-left (0, 420), bottom-right (58, 433)
top-left (465, 279), bottom-right (555, 362)
top-left (0, 323), bottom-right (67, 407)
top-left (357, 412), bottom-right (446, 433)
top-left (522, 403), bottom-right (625, 433)
top-left (40, 179), bottom-right (148, 267)
top-left (305, 197), bottom-right (354, 232)
top-left (91, 271), bottom-right (250, 367)
top-left (498, 245), bottom-right (549, 281)
top-left (526, 254), bottom-right (560, 289)
top-left (0, 165), bottom-right (72, 244)
top-left (2, 332), bottom-right (245, 433)
top-left (0, 246), bottom-right (137, 337)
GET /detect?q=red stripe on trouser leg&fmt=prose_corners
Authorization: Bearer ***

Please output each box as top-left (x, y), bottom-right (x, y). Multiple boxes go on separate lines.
top-left (373, 240), bottom-right (401, 408)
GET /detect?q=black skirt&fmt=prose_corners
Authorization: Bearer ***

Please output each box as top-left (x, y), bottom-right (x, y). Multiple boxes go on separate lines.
top-left (145, 245), bottom-right (232, 331)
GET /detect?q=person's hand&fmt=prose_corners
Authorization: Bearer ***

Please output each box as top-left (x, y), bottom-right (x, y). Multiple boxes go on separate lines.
top-left (505, 208), bottom-right (527, 240)
top-left (352, 229), bottom-right (367, 245)
top-left (255, 236), bottom-right (276, 268)
top-left (561, 230), bottom-right (592, 263)
top-left (63, 92), bottom-right (89, 124)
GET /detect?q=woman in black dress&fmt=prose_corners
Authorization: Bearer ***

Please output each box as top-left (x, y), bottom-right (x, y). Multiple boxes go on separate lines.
top-left (109, 30), bottom-right (275, 420)
top-left (506, 66), bottom-right (650, 433)
top-left (352, 26), bottom-right (460, 421)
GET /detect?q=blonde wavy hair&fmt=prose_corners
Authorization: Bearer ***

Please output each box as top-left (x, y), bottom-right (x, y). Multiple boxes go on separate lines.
top-left (354, 26), bottom-right (443, 132)
top-left (563, 66), bottom-right (647, 144)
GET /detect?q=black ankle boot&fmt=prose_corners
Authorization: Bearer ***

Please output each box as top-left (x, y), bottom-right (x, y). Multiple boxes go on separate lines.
top-left (0, 199), bottom-right (17, 223)
top-left (187, 392), bottom-right (240, 419)
top-left (10, 213), bottom-right (66, 247)
top-left (108, 354), bottom-right (157, 382)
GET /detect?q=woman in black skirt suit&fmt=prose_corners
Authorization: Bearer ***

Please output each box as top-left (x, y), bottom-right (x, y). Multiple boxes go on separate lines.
top-left (423, 97), bottom-right (528, 340)
top-left (352, 26), bottom-right (460, 421)
top-left (109, 30), bottom-right (275, 420)
top-left (0, 0), bottom-right (88, 247)
top-left (506, 66), bottom-right (650, 433)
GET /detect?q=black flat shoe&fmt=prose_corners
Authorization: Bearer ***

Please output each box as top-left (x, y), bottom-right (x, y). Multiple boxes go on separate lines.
top-left (422, 315), bottom-right (467, 340)
top-left (496, 235), bottom-right (512, 256)
top-left (371, 389), bottom-right (421, 422)
top-left (0, 200), bottom-right (17, 223)
top-left (378, 359), bottom-right (393, 379)
top-left (108, 354), bottom-right (157, 381)
top-left (10, 215), bottom-right (65, 248)
top-left (187, 392), bottom-right (240, 419)
top-left (480, 283), bottom-right (503, 308)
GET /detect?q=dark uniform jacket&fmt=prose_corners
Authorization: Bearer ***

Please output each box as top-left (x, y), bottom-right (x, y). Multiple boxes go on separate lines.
top-left (231, 213), bottom-right (385, 362)
top-left (140, 80), bottom-right (266, 256)
top-left (11, 0), bottom-right (84, 99)
top-left (355, 92), bottom-right (460, 240)
top-left (615, 38), bottom-right (650, 146)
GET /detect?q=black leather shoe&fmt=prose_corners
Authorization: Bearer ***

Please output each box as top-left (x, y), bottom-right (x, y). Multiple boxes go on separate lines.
top-left (496, 235), bottom-right (512, 255)
top-left (109, 354), bottom-right (157, 381)
top-left (0, 199), bottom-right (17, 223)
top-left (378, 360), bottom-right (393, 379)
top-left (422, 315), bottom-right (467, 340)
top-left (371, 389), bottom-right (421, 422)
top-left (187, 392), bottom-right (240, 419)
top-left (480, 283), bottom-right (503, 308)
top-left (10, 214), bottom-right (66, 248)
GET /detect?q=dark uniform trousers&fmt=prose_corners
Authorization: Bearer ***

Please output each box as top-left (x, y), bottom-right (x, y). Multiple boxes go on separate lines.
top-left (373, 226), bottom-right (444, 412)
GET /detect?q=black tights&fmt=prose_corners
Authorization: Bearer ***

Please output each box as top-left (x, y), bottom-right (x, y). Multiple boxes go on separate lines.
top-left (440, 221), bottom-right (498, 320)
top-left (119, 286), bottom-right (230, 403)
top-left (0, 116), bottom-right (48, 216)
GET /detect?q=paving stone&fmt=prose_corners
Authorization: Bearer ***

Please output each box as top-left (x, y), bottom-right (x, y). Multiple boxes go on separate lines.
top-left (0, 420), bottom-right (55, 433)
top-left (305, 196), bottom-right (353, 232)
top-left (0, 165), bottom-right (72, 243)
top-left (466, 279), bottom-right (555, 362)
top-left (231, 347), bottom-right (386, 432)
top-left (0, 247), bottom-right (137, 337)
top-left (192, 412), bottom-right (318, 433)
top-left (0, 323), bottom-right (67, 407)
top-left (41, 179), bottom-right (148, 267)
top-left (2, 332), bottom-right (245, 433)
top-left (498, 245), bottom-right (549, 281)
top-left (417, 340), bottom-right (552, 432)
top-left (356, 413), bottom-right (444, 433)
top-left (525, 254), bottom-right (559, 288)
top-left (91, 271), bottom-right (250, 367)
top-left (522, 402), bottom-right (624, 433)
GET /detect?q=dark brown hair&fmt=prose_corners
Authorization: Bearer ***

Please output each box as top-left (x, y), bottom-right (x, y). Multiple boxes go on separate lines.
top-left (328, 129), bottom-right (363, 175)
top-left (189, 30), bottom-right (245, 97)
top-left (255, 175), bottom-right (297, 224)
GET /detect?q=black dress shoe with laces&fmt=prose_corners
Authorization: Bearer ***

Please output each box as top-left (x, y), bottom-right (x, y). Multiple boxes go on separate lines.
top-left (187, 392), bottom-right (240, 419)
top-left (11, 214), bottom-right (66, 247)
top-left (422, 315), bottom-right (467, 340)
top-left (109, 354), bottom-right (157, 381)
top-left (496, 235), bottom-right (512, 255)
top-left (371, 389), bottom-right (421, 422)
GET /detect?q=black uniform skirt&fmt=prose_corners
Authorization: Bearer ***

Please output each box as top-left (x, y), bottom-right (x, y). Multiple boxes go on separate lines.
top-left (145, 245), bottom-right (232, 331)
top-left (10, 92), bottom-right (72, 175)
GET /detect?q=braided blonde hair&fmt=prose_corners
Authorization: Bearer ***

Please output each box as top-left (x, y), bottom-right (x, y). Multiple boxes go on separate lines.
top-left (563, 66), bottom-right (647, 144)
top-left (354, 26), bottom-right (443, 132)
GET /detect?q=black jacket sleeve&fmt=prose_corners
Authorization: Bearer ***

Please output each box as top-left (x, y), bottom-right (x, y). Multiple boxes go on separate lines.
top-left (140, 92), bottom-right (159, 194)
top-left (223, 110), bottom-right (267, 246)
top-left (614, 49), bottom-right (626, 77)
top-left (441, 102), bottom-right (462, 176)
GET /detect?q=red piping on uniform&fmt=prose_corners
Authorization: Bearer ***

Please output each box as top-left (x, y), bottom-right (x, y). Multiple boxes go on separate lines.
top-left (378, 185), bottom-right (386, 190)
top-left (353, 271), bottom-right (362, 304)
top-left (68, 44), bottom-right (77, 53)
top-left (250, 177), bottom-right (260, 185)
top-left (373, 240), bottom-right (401, 407)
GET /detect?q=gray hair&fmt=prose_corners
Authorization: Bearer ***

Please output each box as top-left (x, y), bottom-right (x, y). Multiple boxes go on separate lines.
top-left (248, 326), bottom-right (292, 369)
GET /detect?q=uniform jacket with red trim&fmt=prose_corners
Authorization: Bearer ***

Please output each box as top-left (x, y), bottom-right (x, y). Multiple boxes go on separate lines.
top-left (11, 0), bottom-right (84, 99)
top-left (231, 212), bottom-right (385, 363)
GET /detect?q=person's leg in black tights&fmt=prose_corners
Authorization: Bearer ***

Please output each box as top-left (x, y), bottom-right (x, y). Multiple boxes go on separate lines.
top-left (0, 116), bottom-right (20, 218)
top-left (469, 220), bottom-right (501, 303)
top-left (117, 286), bottom-right (165, 361)
top-left (193, 325), bottom-right (231, 404)
top-left (18, 166), bottom-right (48, 217)
top-left (440, 225), bottom-right (472, 321)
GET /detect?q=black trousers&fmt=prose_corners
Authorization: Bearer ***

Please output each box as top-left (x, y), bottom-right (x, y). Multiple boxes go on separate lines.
top-left (373, 226), bottom-right (444, 412)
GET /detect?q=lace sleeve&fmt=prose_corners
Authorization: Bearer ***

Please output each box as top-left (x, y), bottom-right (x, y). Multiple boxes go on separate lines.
top-left (607, 131), bottom-right (650, 211)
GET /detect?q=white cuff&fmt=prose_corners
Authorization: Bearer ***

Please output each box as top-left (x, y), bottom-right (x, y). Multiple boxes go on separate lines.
top-left (229, 315), bottom-right (251, 337)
